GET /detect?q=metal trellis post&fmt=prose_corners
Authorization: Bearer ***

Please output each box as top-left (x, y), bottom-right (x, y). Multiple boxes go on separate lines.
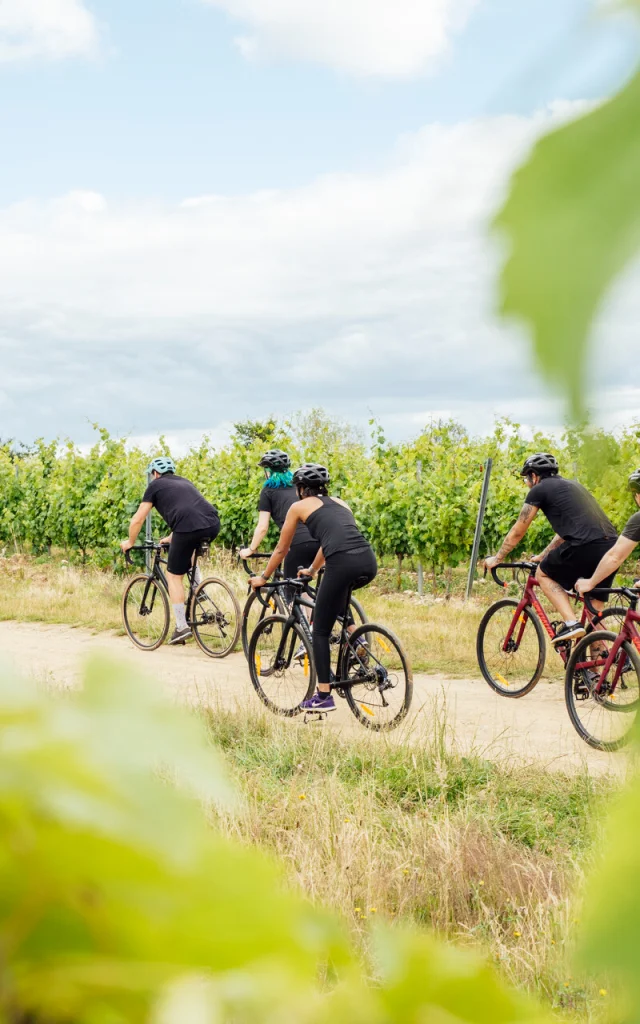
top-left (465, 457), bottom-right (493, 601)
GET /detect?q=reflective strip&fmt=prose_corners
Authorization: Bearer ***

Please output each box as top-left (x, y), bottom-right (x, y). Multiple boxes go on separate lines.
top-left (360, 704), bottom-right (375, 716)
top-left (376, 637), bottom-right (391, 653)
top-left (255, 653), bottom-right (261, 675)
top-left (495, 673), bottom-right (510, 688)
top-left (304, 654), bottom-right (309, 676)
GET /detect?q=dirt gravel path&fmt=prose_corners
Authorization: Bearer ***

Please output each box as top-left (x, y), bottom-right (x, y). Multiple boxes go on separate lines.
top-left (0, 621), bottom-right (626, 776)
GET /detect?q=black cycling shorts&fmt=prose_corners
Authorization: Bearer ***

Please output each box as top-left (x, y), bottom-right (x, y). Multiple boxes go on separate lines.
top-left (167, 521), bottom-right (220, 576)
top-left (540, 537), bottom-right (617, 592)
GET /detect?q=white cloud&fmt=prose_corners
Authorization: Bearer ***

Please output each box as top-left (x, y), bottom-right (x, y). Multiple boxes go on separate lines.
top-left (0, 102), bottom-right (634, 442)
top-left (0, 0), bottom-right (98, 64)
top-left (203, 0), bottom-right (477, 77)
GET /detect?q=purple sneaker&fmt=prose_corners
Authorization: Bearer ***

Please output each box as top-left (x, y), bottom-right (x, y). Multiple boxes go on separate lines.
top-left (300, 691), bottom-right (336, 713)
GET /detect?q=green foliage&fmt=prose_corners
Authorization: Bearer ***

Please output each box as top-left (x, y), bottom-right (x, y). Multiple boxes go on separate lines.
top-left (0, 656), bottom-right (554, 1023)
top-left (3, 415), bottom-right (640, 581)
top-left (495, 28), bottom-right (640, 420)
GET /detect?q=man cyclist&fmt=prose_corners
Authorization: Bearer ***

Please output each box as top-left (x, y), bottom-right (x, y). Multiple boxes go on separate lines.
top-left (576, 469), bottom-right (640, 598)
top-left (121, 457), bottom-right (220, 645)
top-left (483, 453), bottom-right (618, 645)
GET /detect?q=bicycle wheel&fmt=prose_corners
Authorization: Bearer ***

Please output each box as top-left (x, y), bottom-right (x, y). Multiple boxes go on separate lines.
top-left (122, 574), bottom-right (170, 651)
top-left (343, 623), bottom-right (412, 731)
top-left (565, 630), bottom-right (640, 751)
top-left (241, 588), bottom-right (287, 659)
top-left (248, 614), bottom-right (315, 716)
top-left (477, 599), bottom-right (546, 697)
top-left (191, 577), bottom-right (241, 658)
top-left (593, 606), bottom-right (629, 634)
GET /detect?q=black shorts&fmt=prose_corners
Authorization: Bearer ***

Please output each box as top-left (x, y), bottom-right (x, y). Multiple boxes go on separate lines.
top-left (540, 537), bottom-right (617, 592)
top-left (167, 521), bottom-right (220, 575)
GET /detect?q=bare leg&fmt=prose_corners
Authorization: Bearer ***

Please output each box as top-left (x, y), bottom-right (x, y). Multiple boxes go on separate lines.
top-left (166, 571), bottom-right (185, 605)
top-left (535, 566), bottom-right (574, 621)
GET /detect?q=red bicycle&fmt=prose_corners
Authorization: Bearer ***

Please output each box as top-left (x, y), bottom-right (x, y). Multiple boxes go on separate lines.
top-left (565, 587), bottom-right (640, 751)
top-left (476, 561), bottom-right (627, 698)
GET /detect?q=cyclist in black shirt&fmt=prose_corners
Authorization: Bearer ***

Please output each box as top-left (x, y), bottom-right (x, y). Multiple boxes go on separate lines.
top-left (576, 469), bottom-right (640, 597)
top-left (121, 457), bottom-right (220, 644)
top-left (239, 450), bottom-right (319, 578)
top-left (483, 453), bottom-right (618, 645)
top-left (250, 463), bottom-right (376, 714)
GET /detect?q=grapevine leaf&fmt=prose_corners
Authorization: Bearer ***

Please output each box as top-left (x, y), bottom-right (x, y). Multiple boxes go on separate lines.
top-left (494, 64), bottom-right (640, 420)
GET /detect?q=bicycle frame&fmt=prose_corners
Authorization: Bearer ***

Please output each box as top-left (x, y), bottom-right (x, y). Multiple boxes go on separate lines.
top-left (259, 579), bottom-right (363, 689)
top-left (492, 562), bottom-right (606, 666)
top-left (127, 543), bottom-right (202, 621)
top-left (576, 592), bottom-right (640, 698)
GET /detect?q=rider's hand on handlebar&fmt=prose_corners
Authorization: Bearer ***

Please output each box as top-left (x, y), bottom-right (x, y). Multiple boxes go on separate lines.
top-left (120, 539), bottom-right (134, 553)
top-left (482, 555), bottom-right (501, 572)
top-left (297, 567), bottom-right (315, 579)
top-left (239, 547), bottom-right (254, 559)
top-left (574, 576), bottom-right (594, 597)
top-left (158, 536), bottom-right (171, 548)
top-left (530, 554), bottom-right (544, 564)
top-left (250, 575), bottom-right (267, 590)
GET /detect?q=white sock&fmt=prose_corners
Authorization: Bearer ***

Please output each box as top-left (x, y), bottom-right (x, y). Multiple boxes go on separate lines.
top-left (173, 603), bottom-right (187, 630)
top-left (194, 566), bottom-right (203, 586)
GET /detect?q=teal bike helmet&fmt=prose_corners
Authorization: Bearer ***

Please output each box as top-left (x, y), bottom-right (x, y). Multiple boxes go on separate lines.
top-left (147, 457), bottom-right (176, 475)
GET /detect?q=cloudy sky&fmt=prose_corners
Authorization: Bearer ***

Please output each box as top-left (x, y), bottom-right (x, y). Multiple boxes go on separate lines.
top-left (1, 0), bottom-right (639, 447)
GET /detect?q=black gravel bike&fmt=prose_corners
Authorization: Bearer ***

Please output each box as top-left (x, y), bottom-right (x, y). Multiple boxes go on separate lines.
top-left (247, 575), bottom-right (412, 730)
top-left (239, 554), bottom-right (367, 660)
top-left (122, 542), bottom-right (241, 657)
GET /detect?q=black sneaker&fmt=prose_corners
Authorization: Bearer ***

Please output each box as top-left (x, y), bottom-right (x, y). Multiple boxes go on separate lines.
top-left (551, 621), bottom-right (586, 646)
top-left (168, 626), bottom-right (192, 645)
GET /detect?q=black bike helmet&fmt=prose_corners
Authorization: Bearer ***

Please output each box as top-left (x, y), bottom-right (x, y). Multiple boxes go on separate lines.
top-left (258, 449), bottom-right (291, 472)
top-left (628, 469), bottom-right (640, 494)
top-left (520, 453), bottom-right (559, 477)
top-left (292, 463), bottom-right (330, 488)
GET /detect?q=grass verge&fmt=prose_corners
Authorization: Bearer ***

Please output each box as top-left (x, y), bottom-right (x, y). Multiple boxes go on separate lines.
top-left (203, 702), bottom-right (611, 1022)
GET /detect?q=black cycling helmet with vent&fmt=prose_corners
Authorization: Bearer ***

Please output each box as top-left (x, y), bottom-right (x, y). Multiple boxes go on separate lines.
top-left (292, 463), bottom-right (330, 488)
top-left (258, 449), bottom-right (291, 472)
top-left (628, 469), bottom-right (640, 494)
top-left (520, 453), bottom-right (559, 477)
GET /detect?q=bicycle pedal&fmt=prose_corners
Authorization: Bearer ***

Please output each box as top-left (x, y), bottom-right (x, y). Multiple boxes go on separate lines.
top-left (303, 711), bottom-right (327, 724)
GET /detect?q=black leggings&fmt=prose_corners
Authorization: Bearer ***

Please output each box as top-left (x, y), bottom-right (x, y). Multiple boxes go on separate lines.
top-left (313, 548), bottom-right (377, 685)
top-left (284, 541), bottom-right (319, 603)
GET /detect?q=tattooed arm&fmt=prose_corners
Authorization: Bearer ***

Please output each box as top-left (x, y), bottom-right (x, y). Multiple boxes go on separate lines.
top-left (530, 534), bottom-right (564, 563)
top-left (483, 503), bottom-right (539, 570)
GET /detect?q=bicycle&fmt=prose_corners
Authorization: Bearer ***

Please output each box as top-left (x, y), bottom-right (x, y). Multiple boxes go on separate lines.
top-left (565, 587), bottom-right (640, 750)
top-left (239, 554), bottom-right (367, 661)
top-left (122, 542), bottom-right (241, 657)
top-left (476, 561), bottom-right (628, 698)
top-left (247, 575), bottom-right (412, 730)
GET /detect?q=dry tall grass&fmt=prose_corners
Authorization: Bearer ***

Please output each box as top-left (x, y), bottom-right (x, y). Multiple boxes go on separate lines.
top-left (204, 703), bottom-right (610, 1021)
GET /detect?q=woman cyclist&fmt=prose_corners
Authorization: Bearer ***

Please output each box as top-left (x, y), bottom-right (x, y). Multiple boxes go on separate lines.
top-left (250, 463), bottom-right (377, 713)
top-left (239, 449), bottom-right (319, 581)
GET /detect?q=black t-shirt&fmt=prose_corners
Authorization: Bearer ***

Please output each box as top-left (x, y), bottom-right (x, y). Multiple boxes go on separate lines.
top-left (526, 476), bottom-right (617, 546)
top-left (622, 511), bottom-right (640, 544)
top-left (258, 485), bottom-right (314, 545)
top-left (142, 474), bottom-right (219, 533)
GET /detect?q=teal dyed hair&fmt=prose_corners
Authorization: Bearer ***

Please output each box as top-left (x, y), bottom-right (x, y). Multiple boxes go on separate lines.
top-left (263, 470), bottom-right (294, 489)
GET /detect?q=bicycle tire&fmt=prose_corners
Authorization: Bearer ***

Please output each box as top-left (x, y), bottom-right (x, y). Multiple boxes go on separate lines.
top-left (122, 573), bottom-right (170, 651)
top-left (565, 630), bottom-right (640, 751)
top-left (591, 606), bottom-right (629, 634)
top-left (342, 623), bottom-right (412, 731)
top-left (477, 598), bottom-right (546, 697)
top-left (191, 577), bottom-right (241, 658)
top-left (248, 614), bottom-right (315, 716)
top-left (241, 587), bottom-right (287, 659)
